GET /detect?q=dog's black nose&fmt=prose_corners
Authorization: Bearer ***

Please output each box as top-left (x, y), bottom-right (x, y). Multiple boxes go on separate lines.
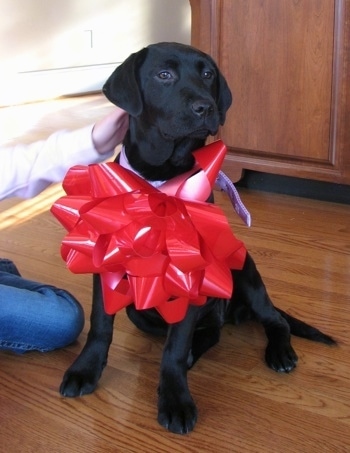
top-left (191, 100), bottom-right (214, 118)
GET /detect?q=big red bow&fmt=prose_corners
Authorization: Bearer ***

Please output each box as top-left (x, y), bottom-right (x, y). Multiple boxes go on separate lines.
top-left (51, 140), bottom-right (246, 323)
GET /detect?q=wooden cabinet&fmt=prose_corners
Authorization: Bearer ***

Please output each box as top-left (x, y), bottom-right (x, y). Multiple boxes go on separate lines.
top-left (190, 0), bottom-right (350, 184)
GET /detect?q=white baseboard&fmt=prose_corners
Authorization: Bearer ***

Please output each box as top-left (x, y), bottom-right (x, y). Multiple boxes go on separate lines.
top-left (0, 63), bottom-right (119, 106)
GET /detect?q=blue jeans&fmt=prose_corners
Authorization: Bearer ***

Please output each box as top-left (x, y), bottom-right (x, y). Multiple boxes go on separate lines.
top-left (0, 259), bottom-right (84, 353)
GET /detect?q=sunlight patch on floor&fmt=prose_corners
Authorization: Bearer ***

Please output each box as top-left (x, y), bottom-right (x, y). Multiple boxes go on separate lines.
top-left (0, 184), bottom-right (64, 231)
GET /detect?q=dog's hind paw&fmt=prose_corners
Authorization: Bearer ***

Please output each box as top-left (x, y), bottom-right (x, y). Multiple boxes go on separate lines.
top-left (265, 341), bottom-right (298, 373)
top-left (157, 394), bottom-right (198, 434)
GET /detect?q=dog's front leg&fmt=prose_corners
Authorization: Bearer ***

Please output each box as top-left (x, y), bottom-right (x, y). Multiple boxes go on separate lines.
top-left (157, 304), bottom-right (200, 434)
top-left (60, 274), bottom-right (115, 397)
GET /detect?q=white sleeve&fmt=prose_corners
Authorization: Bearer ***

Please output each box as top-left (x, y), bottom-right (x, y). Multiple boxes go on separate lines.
top-left (0, 125), bottom-right (115, 200)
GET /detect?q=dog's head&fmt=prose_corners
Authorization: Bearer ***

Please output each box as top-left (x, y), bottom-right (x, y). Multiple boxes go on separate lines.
top-left (103, 43), bottom-right (232, 179)
top-left (103, 42), bottom-right (232, 140)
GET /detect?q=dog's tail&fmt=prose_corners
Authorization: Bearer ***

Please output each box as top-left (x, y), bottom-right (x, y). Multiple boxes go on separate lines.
top-left (277, 308), bottom-right (336, 345)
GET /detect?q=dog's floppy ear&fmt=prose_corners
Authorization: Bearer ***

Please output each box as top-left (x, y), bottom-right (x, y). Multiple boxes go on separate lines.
top-left (103, 47), bottom-right (149, 117)
top-left (216, 70), bottom-right (232, 125)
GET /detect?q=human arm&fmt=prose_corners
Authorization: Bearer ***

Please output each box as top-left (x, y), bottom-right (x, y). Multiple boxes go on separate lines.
top-left (0, 107), bottom-right (128, 200)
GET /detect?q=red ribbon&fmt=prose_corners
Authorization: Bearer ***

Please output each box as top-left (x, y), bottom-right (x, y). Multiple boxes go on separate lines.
top-left (51, 140), bottom-right (246, 323)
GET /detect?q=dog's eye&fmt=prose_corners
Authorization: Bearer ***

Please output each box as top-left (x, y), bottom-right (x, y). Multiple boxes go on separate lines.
top-left (157, 71), bottom-right (173, 80)
top-left (202, 70), bottom-right (213, 79)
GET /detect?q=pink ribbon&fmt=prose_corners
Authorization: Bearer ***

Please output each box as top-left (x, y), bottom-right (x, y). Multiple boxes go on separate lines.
top-left (51, 140), bottom-right (246, 323)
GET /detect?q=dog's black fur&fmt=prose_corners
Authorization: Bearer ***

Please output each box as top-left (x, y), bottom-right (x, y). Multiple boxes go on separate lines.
top-left (59, 42), bottom-right (335, 434)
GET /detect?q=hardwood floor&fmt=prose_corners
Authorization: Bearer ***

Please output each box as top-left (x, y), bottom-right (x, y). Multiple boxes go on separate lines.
top-left (0, 95), bottom-right (349, 452)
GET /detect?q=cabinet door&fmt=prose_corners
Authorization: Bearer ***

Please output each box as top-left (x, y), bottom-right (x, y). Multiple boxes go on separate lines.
top-left (190, 0), bottom-right (350, 184)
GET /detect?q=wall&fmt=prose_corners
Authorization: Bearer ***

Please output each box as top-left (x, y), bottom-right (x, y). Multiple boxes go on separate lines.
top-left (1, 0), bottom-right (191, 105)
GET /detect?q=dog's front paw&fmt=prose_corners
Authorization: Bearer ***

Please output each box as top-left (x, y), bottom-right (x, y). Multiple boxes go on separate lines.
top-left (60, 368), bottom-right (102, 397)
top-left (157, 392), bottom-right (197, 434)
top-left (265, 341), bottom-right (298, 373)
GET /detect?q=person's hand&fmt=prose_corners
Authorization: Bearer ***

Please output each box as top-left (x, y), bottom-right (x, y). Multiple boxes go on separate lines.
top-left (92, 107), bottom-right (129, 155)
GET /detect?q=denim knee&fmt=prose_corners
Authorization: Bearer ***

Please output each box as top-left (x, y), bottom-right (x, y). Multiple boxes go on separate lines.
top-left (0, 283), bottom-right (85, 353)
top-left (53, 290), bottom-right (85, 349)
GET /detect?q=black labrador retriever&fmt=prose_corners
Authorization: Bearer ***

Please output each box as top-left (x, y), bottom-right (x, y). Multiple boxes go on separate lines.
top-left (59, 42), bottom-right (335, 434)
